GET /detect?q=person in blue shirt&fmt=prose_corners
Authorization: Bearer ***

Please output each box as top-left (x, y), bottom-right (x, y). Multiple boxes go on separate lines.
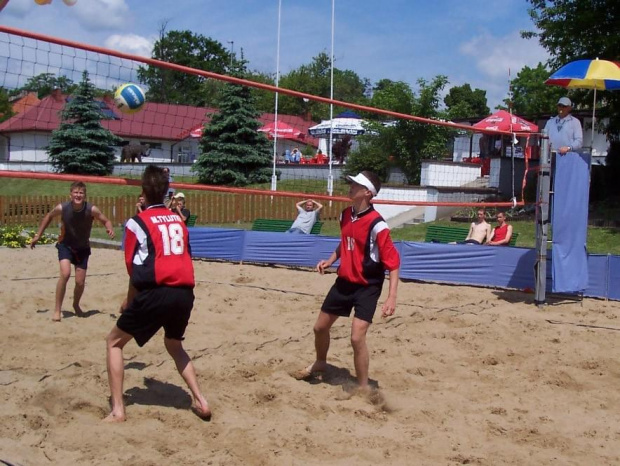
top-left (286, 199), bottom-right (323, 234)
top-left (544, 97), bottom-right (583, 156)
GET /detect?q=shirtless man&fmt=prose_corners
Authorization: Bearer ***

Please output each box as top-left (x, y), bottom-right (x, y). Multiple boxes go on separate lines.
top-left (462, 209), bottom-right (492, 245)
top-left (30, 181), bottom-right (115, 321)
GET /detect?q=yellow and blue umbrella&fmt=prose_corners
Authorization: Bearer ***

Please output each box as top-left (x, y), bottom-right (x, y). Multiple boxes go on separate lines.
top-left (545, 58), bottom-right (620, 151)
top-left (545, 58), bottom-right (620, 90)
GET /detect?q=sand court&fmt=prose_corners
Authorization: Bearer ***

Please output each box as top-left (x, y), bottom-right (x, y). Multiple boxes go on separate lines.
top-left (2, 245), bottom-right (620, 465)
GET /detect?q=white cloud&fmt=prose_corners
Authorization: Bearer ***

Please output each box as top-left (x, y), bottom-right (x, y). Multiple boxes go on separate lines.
top-left (72, 0), bottom-right (131, 31)
top-left (460, 31), bottom-right (549, 79)
top-left (104, 34), bottom-right (153, 57)
top-left (460, 30), bottom-right (550, 109)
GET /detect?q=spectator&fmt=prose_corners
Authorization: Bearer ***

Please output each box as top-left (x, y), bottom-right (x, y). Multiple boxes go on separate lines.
top-left (286, 199), bottom-right (323, 234)
top-left (544, 96), bottom-right (583, 156)
top-left (170, 192), bottom-right (191, 225)
top-left (163, 167), bottom-right (175, 204)
top-left (291, 147), bottom-right (301, 163)
top-left (452, 209), bottom-right (492, 245)
top-left (315, 149), bottom-right (328, 164)
top-left (135, 194), bottom-right (146, 214)
top-left (284, 149), bottom-right (291, 164)
top-left (487, 211), bottom-right (513, 246)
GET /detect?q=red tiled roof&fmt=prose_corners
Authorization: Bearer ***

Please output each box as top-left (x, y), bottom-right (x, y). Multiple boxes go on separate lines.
top-left (11, 92), bottom-right (40, 114)
top-left (0, 91), bottom-right (320, 146)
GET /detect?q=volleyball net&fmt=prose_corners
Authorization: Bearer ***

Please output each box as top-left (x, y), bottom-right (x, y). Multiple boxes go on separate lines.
top-left (0, 25), bottom-right (541, 219)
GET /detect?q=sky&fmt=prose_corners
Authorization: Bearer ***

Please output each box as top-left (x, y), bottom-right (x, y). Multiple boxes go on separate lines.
top-left (0, 0), bottom-right (551, 111)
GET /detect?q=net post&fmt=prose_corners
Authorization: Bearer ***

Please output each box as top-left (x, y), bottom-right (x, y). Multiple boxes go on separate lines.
top-left (535, 129), bottom-right (551, 306)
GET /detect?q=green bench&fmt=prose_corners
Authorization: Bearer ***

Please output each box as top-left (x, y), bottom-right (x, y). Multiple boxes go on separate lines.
top-left (251, 218), bottom-right (323, 234)
top-left (186, 214), bottom-right (197, 227)
top-left (425, 224), bottom-right (518, 246)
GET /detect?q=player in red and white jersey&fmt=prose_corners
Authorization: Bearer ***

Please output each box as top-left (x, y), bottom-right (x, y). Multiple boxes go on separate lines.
top-left (124, 207), bottom-right (194, 290)
top-left (104, 165), bottom-right (210, 423)
top-left (296, 171), bottom-right (400, 390)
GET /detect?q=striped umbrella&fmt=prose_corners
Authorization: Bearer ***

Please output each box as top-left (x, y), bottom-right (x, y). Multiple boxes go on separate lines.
top-left (545, 59), bottom-right (620, 150)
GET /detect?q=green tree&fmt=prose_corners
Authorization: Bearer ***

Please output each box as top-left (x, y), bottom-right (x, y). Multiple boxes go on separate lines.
top-left (502, 64), bottom-right (564, 116)
top-left (192, 66), bottom-right (273, 186)
top-left (444, 83), bottom-right (489, 119)
top-left (524, 0), bottom-right (620, 137)
top-left (347, 76), bottom-right (453, 184)
top-left (137, 28), bottom-right (231, 106)
top-left (277, 52), bottom-right (369, 120)
top-left (16, 73), bottom-right (76, 99)
top-left (47, 71), bottom-right (121, 175)
top-left (0, 87), bottom-right (14, 123)
top-left (246, 69), bottom-right (276, 114)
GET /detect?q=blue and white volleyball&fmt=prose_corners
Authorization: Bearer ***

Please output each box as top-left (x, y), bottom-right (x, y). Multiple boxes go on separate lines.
top-left (114, 83), bottom-right (146, 114)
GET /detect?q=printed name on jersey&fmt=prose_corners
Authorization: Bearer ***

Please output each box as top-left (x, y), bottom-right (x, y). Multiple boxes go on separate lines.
top-left (150, 214), bottom-right (183, 224)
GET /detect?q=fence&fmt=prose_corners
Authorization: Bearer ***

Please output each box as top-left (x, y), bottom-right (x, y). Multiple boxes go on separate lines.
top-left (0, 193), bottom-right (349, 227)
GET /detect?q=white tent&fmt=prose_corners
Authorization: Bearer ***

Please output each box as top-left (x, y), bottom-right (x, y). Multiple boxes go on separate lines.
top-left (308, 111), bottom-right (370, 137)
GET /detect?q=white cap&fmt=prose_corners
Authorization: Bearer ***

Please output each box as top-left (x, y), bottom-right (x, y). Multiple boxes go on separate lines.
top-left (173, 192), bottom-right (185, 199)
top-left (557, 97), bottom-right (572, 107)
top-left (346, 173), bottom-right (378, 196)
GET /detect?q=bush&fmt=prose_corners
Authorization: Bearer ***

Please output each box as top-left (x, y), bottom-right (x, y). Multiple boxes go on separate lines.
top-left (0, 225), bottom-right (56, 248)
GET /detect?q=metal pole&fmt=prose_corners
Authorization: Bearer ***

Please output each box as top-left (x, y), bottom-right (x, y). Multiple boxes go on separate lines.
top-left (271, 0), bottom-right (282, 192)
top-left (327, 0), bottom-right (335, 197)
top-left (227, 41), bottom-right (234, 69)
top-left (534, 129), bottom-right (551, 306)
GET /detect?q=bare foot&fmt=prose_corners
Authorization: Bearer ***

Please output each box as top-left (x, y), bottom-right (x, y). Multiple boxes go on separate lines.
top-left (102, 411), bottom-right (126, 423)
top-left (191, 398), bottom-right (211, 421)
top-left (52, 310), bottom-right (61, 322)
top-left (73, 303), bottom-right (84, 317)
top-left (292, 361), bottom-right (327, 381)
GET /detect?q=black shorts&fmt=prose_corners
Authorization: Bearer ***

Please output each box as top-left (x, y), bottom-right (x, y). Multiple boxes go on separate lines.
top-left (56, 243), bottom-right (91, 269)
top-left (117, 286), bottom-right (194, 347)
top-left (321, 277), bottom-right (383, 323)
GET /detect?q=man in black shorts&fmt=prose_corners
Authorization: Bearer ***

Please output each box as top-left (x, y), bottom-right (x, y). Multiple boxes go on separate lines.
top-left (104, 165), bottom-right (210, 422)
top-left (296, 171), bottom-right (400, 390)
top-left (30, 181), bottom-right (114, 322)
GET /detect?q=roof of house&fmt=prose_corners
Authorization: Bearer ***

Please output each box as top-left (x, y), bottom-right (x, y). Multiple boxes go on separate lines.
top-left (11, 92), bottom-right (41, 114)
top-left (0, 90), bottom-right (320, 147)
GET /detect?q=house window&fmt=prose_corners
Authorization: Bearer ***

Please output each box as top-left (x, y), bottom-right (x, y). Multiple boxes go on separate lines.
top-left (141, 142), bottom-right (162, 150)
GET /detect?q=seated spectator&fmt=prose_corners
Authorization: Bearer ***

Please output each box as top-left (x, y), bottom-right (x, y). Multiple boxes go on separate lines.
top-left (135, 194), bottom-right (146, 214)
top-left (284, 149), bottom-right (291, 164)
top-left (452, 209), bottom-right (491, 245)
top-left (286, 199), bottom-right (323, 234)
top-left (487, 212), bottom-right (513, 246)
top-left (170, 192), bottom-right (191, 225)
top-left (291, 148), bottom-right (301, 163)
top-left (315, 149), bottom-right (328, 164)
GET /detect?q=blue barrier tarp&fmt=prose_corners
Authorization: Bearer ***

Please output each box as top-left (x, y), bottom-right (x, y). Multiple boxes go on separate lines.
top-left (552, 151), bottom-right (590, 292)
top-left (399, 242), bottom-right (536, 289)
top-left (189, 227), bottom-right (245, 262)
top-left (187, 227), bottom-right (616, 300)
top-left (607, 256), bottom-right (620, 301)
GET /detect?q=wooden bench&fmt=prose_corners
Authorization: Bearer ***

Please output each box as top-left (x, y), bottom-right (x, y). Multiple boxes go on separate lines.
top-left (186, 214), bottom-right (197, 227)
top-left (251, 218), bottom-right (323, 234)
top-left (425, 224), bottom-right (518, 246)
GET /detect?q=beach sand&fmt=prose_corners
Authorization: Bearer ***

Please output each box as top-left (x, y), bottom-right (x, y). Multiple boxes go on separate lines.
top-left (2, 245), bottom-right (620, 465)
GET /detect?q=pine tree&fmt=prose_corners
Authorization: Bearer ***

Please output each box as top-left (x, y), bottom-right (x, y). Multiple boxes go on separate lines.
top-left (48, 70), bottom-right (121, 175)
top-left (192, 67), bottom-right (272, 186)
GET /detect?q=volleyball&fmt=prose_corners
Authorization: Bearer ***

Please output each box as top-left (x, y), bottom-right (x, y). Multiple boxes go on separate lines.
top-left (114, 83), bottom-right (146, 114)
